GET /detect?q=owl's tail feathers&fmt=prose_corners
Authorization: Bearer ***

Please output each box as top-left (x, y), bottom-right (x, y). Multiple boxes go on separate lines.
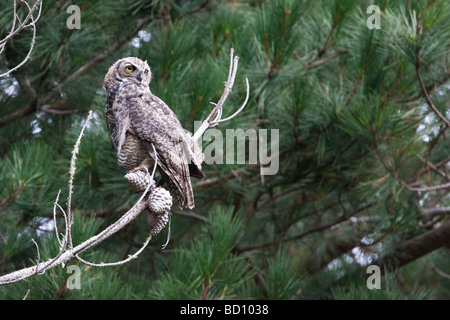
top-left (162, 176), bottom-right (194, 209)
top-left (185, 190), bottom-right (195, 210)
top-left (189, 163), bottom-right (205, 179)
top-left (184, 131), bottom-right (205, 180)
top-left (175, 177), bottom-right (195, 210)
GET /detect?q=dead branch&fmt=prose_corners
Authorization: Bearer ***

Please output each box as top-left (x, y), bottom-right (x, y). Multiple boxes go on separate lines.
top-left (0, 0), bottom-right (43, 78)
top-left (416, 46), bottom-right (450, 128)
top-left (192, 48), bottom-right (250, 143)
top-left (0, 111), bottom-right (155, 286)
top-left (0, 49), bottom-right (249, 286)
top-left (425, 259), bottom-right (450, 280)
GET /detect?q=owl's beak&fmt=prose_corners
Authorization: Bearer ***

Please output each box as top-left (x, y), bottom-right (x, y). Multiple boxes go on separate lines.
top-left (137, 72), bottom-right (144, 82)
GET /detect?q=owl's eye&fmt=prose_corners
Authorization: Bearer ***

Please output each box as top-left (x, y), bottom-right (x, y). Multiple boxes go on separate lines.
top-left (125, 65), bottom-right (135, 73)
top-left (144, 69), bottom-right (149, 76)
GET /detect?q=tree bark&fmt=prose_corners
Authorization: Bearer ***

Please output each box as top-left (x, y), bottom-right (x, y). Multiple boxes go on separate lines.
top-left (378, 219), bottom-right (450, 271)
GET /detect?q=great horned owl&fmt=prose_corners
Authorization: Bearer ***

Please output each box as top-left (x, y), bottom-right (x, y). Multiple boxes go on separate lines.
top-left (104, 57), bottom-right (204, 209)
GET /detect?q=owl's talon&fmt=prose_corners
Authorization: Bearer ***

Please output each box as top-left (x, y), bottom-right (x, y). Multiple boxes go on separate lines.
top-left (129, 166), bottom-right (148, 174)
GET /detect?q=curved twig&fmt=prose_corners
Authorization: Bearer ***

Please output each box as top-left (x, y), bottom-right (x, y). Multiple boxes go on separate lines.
top-left (0, 0), bottom-right (43, 78)
top-left (67, 110), bottom-right (93, 248)
top-left (74, 145), bottom-right (160, 267)
top-left (416, 46), bottom-right (450, 128)
top-left (213, 78), bottom-right (250, 125)
top-left (0, 48), bottom-right (248, 286)
top-left (75, 233), bottom-right (153, 267)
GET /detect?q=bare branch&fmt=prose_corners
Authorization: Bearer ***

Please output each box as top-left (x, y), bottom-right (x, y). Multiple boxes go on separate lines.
top-left (31, 238), bottom-right (41, 274)
top-left (0, 0), bottom-right (42, 46)
top-left (53, 189), bottom-right (68, 249)
top-left (404, 180), bottom-right (450, 192)
top-left (0, 197), bottom-right (149, 285)
top-left (0, 111), bottom-right (158, 286)
top-left (416, 46), bottom-right (450, 128)
top-left (0, 49), bottom-right (248, 286)
top-left (22, 289), bottom-right (30, 300)
top-left (192, 48), bottom-right (249, 143)
top-left (66, 111), bottom-right (93, 248)
top-left (0, 102), bottom-right (36, 128)
top-left (214, 78), bottom-right (250, 124)
top-left (74, 145), bottom-right (161, 267)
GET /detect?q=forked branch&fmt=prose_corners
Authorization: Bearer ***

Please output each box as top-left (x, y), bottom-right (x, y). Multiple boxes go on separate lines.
top-left (416, 47), bottom-right (450, 128)
top-left (0, 112), bottom-right (156, 285)
top-left (192, 48), bottom-right (250, 142)
top-left (0, 0), bottom-right (43, 78)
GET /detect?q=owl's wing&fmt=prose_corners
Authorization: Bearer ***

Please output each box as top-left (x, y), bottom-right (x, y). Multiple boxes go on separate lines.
top-left (105, 92), bottom-right (119, 149)
top-left (128, 90), bottom-right (195, 209)
top-left (105, 90), bottom-right (131, 152)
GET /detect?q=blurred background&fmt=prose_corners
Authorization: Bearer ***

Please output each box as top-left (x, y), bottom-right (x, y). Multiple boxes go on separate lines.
top-left (0, 0), bottom-right (449, 299)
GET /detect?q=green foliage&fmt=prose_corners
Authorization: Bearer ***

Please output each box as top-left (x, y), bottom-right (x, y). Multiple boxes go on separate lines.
top-left (148, 207), bottom-right (254, 299)
top-left (265, 250), bottom-right (303, 299)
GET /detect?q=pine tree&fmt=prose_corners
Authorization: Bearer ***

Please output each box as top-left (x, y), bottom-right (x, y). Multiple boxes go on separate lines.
top-left (1, 0), bottom-right (450, 300)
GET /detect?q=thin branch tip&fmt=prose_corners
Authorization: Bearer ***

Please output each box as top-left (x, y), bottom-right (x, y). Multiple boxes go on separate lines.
top-left (192, 49), bottom-right (249, 142)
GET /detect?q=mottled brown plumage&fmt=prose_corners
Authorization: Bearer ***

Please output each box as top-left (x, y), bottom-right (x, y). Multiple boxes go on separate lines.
top-left (104, 57), bottom-right (204, 209)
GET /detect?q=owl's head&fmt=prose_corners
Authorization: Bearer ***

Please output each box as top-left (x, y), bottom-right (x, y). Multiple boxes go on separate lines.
top-left (104, 57), bottom-right (152, 90)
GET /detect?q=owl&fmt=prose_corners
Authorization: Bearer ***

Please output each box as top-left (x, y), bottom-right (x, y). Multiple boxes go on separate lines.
top-left (104, 57), bottom-right (204, 209)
